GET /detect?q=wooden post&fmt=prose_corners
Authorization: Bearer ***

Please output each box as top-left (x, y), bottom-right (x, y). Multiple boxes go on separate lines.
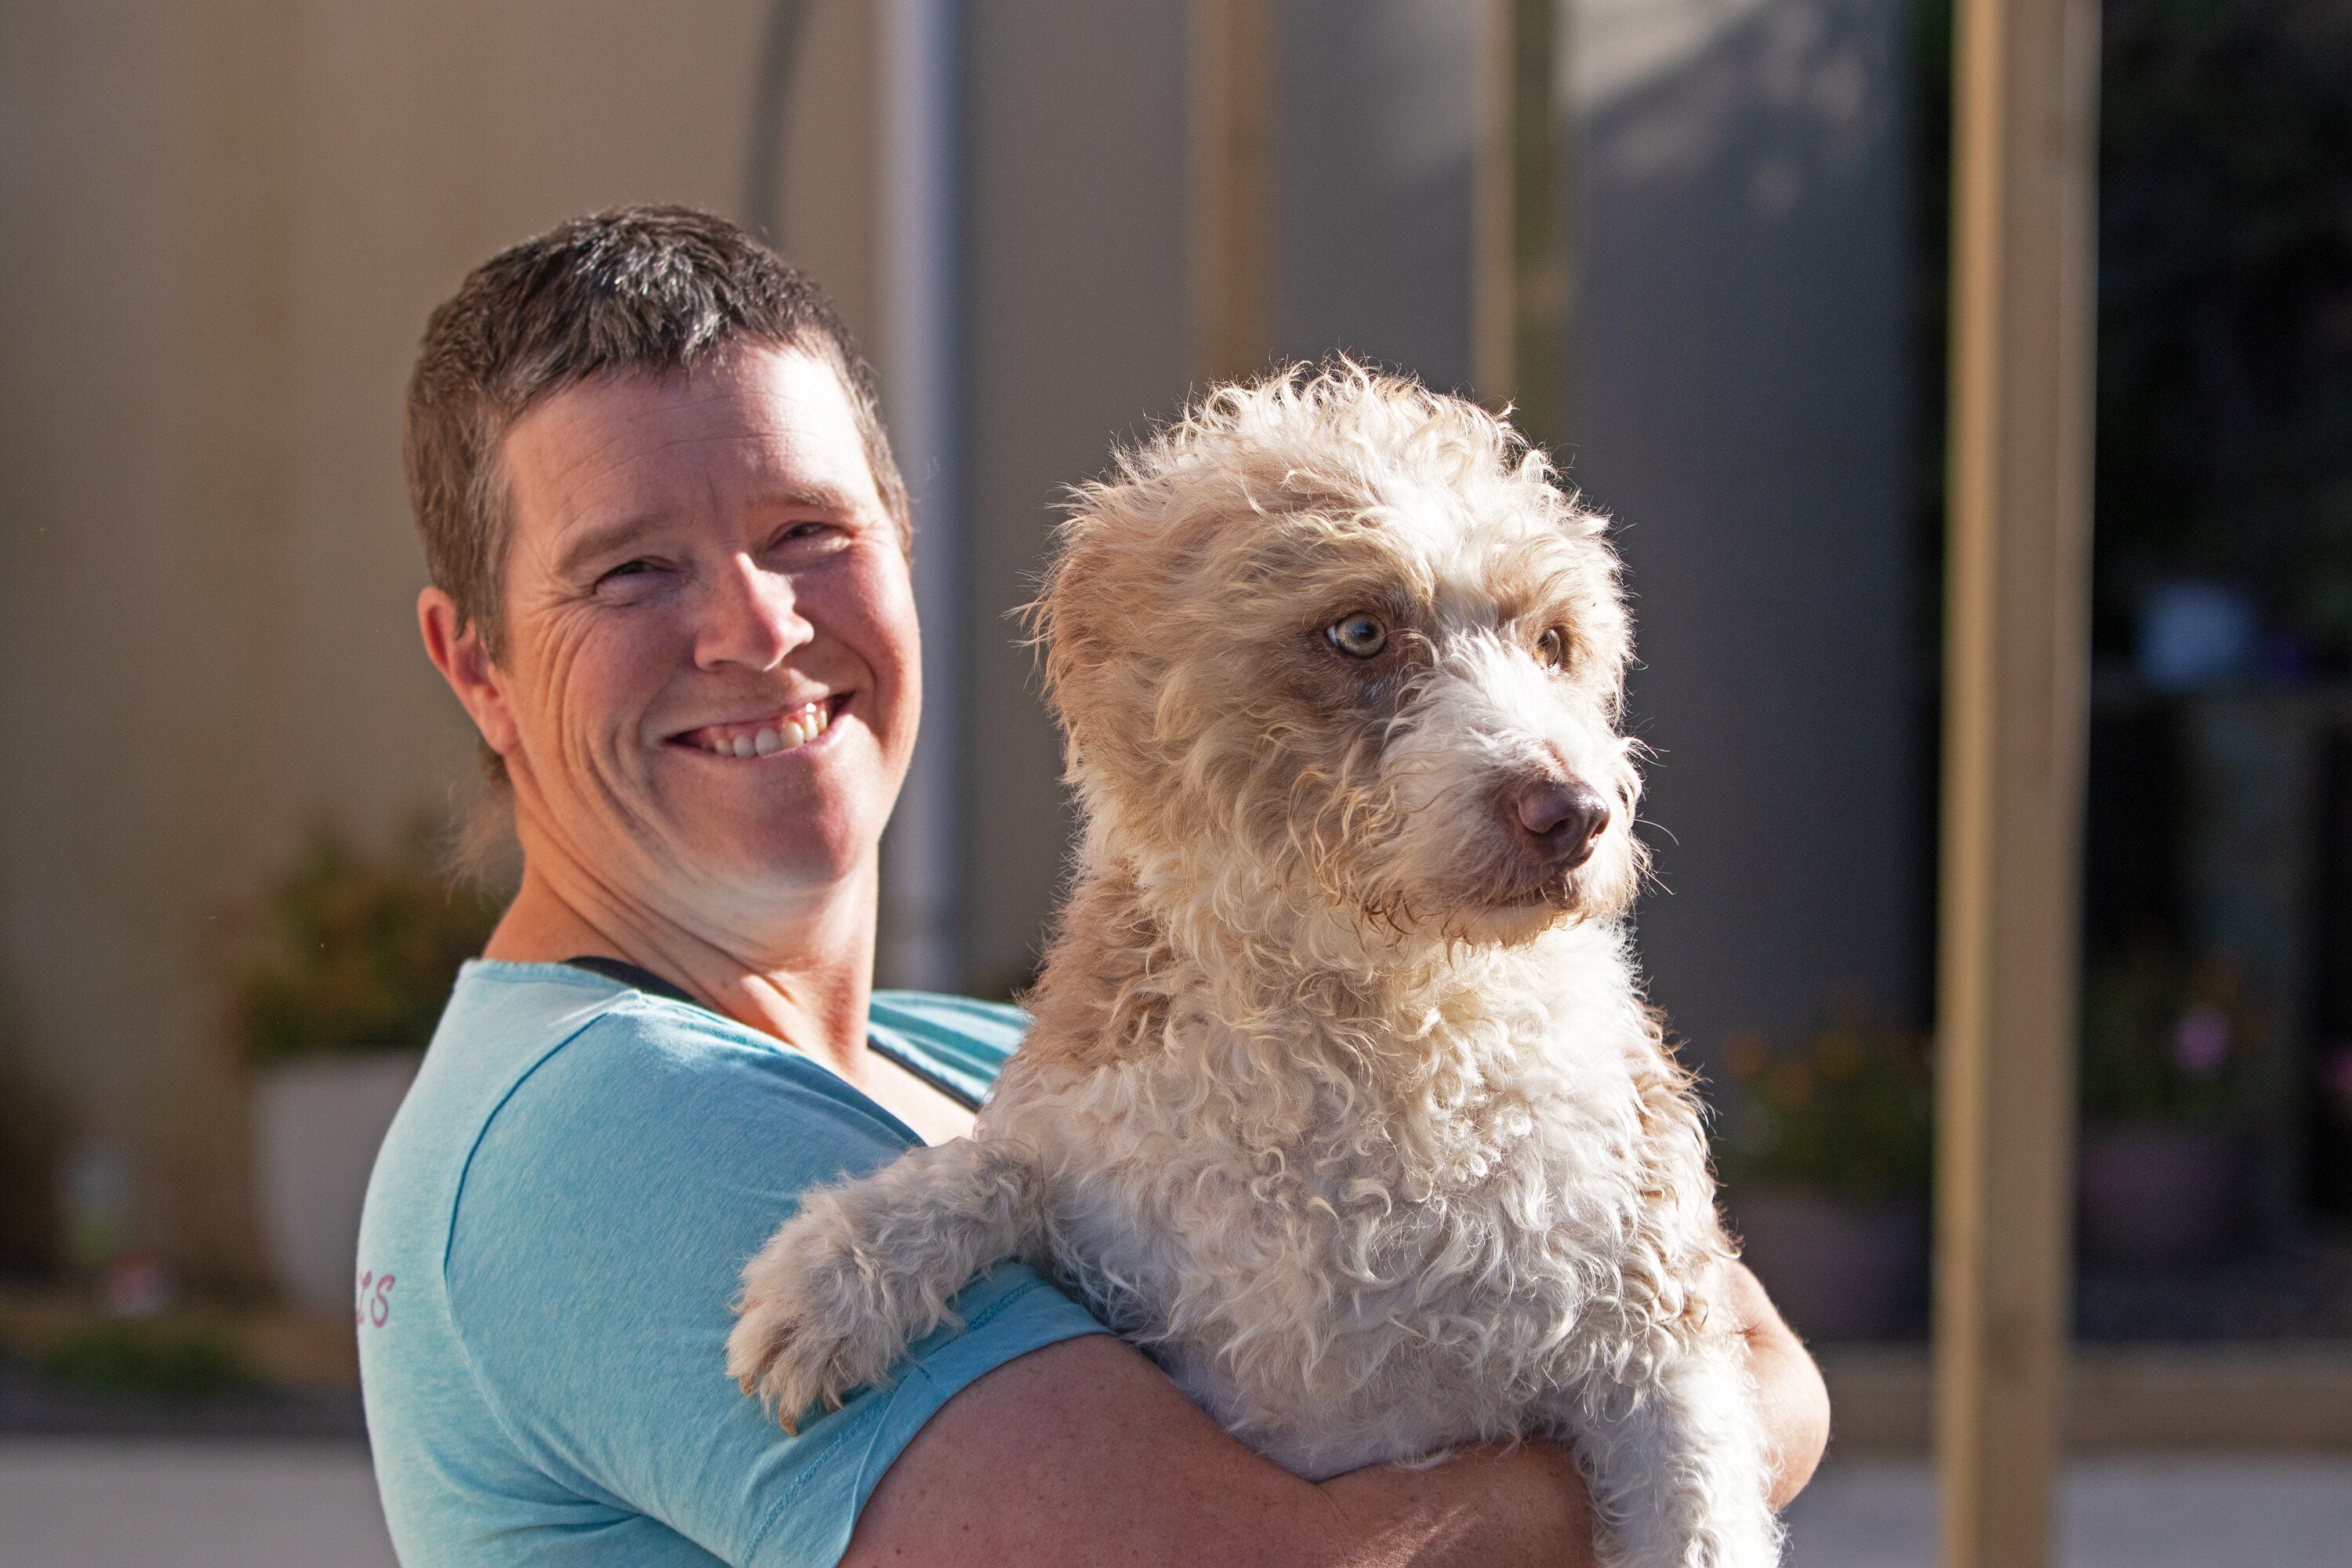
top-left (1935, 0), bottom-right (2101, 1564)
top-left (1472, 0), bottom-right (1570, 455)
top-left (1186, 0), bottom-right (1272, 387)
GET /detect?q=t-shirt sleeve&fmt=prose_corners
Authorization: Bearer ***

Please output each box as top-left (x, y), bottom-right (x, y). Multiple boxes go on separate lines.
top-left (442, 1011), bottom-right (1105, 1568)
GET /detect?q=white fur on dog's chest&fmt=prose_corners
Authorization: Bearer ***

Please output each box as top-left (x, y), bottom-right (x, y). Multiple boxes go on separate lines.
top-left (994, 945), bottom-right (1661, 1478)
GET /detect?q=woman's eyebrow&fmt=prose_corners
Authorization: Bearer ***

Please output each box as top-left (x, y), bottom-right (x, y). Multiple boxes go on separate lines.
top-left (551, 512), bottom-right (668, 579)
top-left (758, 481), bottom-right (867, 517)
top-left (551, 483), bottom-right (875, 577)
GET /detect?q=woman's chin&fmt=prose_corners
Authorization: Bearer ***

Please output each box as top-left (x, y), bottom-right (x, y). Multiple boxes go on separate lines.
top-left (688, 815), bottom-right (874, 899)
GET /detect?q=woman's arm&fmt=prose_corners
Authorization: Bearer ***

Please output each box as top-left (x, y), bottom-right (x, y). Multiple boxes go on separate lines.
top-left (842, 1271), bottom-right (1831, 1568)
top-left (1726, 1260), bottom-right (1832, 1508)
top-left (843, 1333), bottom-right (1595, 1568)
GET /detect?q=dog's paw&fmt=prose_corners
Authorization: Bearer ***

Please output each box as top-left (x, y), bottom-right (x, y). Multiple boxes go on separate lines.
top-left (727, 1200), bottom-right (913, 1433)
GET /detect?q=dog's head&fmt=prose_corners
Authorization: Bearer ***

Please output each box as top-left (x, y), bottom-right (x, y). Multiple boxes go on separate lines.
top-left (1036, 362), bottom-right (1645, 952)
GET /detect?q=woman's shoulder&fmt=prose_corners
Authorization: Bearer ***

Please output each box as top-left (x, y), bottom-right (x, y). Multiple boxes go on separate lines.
top-left (866, 990), bottom-right (1030, 1106)
top-left (431, 968), bottom-right (1033, 1203)
top-left (490, 970), bottom-right (895, 1125)
top-left (433, 964), bottom-right (912, 1211)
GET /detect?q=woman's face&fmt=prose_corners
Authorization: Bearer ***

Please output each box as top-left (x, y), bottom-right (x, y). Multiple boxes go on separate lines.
top-left (481, 345), bottom-right (919, 935)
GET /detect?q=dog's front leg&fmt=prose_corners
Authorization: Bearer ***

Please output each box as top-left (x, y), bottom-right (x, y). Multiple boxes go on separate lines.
top-left (728, 1137), bottom-right (1050, 1430)
top-left (1555, 1328), bottom-right (1782, 1568)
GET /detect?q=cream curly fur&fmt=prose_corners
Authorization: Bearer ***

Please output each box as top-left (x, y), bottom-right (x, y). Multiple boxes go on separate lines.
top-left (730, 363), bottom-right (1781, 1568)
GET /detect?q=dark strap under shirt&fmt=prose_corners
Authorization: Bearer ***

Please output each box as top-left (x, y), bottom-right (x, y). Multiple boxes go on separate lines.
top-left (561, 955), bottom-right (983, 1112)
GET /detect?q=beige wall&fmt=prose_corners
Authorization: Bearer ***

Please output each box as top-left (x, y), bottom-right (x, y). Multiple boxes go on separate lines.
top-left (0, 0), bottom-right (884, 1283)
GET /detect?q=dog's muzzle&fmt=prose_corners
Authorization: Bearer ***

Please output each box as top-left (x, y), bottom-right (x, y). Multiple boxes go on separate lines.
top-left (1507, 775), bottom-right (1612, 872)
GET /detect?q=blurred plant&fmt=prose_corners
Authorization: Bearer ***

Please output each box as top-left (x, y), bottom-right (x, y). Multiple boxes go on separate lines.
top-left (1714, 1004), bottom-right (1934, 1204)
top-left (2079, 944), bottom-right (2264, 1125)
top-left (34, 1322), bottom-right (256, 1398)
top-left (234, 818), bottom-right (503, 1068)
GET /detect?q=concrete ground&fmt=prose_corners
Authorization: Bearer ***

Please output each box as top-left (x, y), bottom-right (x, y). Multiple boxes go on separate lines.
top-left (1784, 1456), bottom-right (2352, 1568)
top-left (2, 1442), bottom-right (2347, 1566)
top-left (0, 1439), bottom-right (395, 1568)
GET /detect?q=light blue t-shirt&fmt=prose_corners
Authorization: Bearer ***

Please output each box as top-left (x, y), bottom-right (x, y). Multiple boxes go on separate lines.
top-left (358, 960), bottom-right (1105, 1567)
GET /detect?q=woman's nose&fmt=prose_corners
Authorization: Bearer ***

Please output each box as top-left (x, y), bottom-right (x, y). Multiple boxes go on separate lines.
top-left (693, 557), bottom-right (810, 672)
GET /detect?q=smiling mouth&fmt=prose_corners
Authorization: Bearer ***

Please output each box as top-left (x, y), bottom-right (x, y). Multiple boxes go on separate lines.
top-left (673, 696), bottom-right (845, 758)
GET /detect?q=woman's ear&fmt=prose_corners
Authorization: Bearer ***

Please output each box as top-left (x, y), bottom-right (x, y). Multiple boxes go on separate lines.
top-left (419, 587), bottom-right (521, 760)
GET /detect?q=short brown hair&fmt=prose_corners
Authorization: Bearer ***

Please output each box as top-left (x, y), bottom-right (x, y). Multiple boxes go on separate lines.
top-left (405, 205), bottom-right (907, 656)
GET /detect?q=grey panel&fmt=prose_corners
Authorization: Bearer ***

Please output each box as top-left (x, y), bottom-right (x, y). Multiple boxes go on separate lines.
top-left (1573, 0), bottom-right (1921, 1058)
top-left (1273, 0), bottom-right (1474, 392)
top-left (959, 0), bottom-right (1191, 994)
top-left (953, 0), bottom-right (1922, 1058)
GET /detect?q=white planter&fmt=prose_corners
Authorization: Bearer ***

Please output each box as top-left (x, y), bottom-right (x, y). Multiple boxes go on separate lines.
top-left (252, 1051), bottom-right (423, 1311)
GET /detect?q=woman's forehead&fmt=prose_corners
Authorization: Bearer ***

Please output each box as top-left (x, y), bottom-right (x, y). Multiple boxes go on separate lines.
top-left (503, 349), bottom-right (881, 544)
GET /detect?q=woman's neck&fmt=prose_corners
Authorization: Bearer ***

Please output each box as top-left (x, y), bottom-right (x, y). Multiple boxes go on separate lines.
top-left (483, 841), bottom-right (880, 1089)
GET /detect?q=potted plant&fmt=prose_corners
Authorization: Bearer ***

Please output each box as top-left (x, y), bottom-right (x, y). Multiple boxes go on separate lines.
top-left (2077, 945), bottom-right (2262, 1269)
top-left (235, 821), bottom-right (500, 1310)
top-left (1715, 1005), bottom-right (1934, 1341)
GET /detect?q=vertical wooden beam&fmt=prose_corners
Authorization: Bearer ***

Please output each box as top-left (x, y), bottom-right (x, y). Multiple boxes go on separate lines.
top-left (1935, 0), bottom-right (2102, 1564)
top-left (1186, 0), bottom-right (1272, 387)
top-left (1472, 0), bottom-right (1570, 455)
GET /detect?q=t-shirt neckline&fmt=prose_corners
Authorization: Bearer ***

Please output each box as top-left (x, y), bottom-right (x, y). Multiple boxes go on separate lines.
top-left (555, 955), bottom-right (984, 1112)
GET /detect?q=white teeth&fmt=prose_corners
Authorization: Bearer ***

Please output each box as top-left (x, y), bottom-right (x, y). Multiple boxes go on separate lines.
top-left (695, 702), bottom-right (831, 759)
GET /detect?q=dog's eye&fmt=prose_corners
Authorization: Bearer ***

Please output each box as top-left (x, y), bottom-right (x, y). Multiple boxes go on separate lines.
top-left (1536, 627), bottom-right (1570, 670)
top-left (1327, 613), bottom-right (1388, 659)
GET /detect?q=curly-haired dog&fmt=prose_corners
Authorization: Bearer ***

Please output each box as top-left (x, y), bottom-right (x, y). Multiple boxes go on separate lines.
top-left (728, 365), bottom-right (1781, 1568)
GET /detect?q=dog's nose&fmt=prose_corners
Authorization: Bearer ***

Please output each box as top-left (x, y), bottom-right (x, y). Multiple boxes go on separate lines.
top-left (1512, 779), bottom-right (1610, 865)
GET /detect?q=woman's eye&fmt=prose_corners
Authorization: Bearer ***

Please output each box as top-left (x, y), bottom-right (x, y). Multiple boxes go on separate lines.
top-left (599, 559), bottom-right (655, 586)
top-left (1537, 627), bottom-right (1569, 669)
top-left (1327, 612), bottom-right (1388, 659)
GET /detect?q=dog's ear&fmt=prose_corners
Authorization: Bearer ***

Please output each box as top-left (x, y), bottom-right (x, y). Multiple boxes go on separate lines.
top-left (1025, 511), bottom-right (1102, 767)
top-left (1029, 496), bottom-right (1160, 779)
top-left (1031, 471), bottom-right (1232, 789)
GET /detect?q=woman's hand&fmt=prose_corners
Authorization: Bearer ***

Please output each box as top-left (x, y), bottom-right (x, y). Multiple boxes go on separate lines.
top-left (1725, 1259), bottom-right (1833, 1507)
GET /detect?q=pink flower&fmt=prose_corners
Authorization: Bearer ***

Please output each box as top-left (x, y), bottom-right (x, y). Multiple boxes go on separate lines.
top-left (2174, 1003), bottom-right (2231, 1077)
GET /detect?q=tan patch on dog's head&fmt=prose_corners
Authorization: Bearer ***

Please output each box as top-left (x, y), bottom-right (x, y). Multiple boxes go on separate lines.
top-left (1034, 361), bottom-right (1646, 953)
